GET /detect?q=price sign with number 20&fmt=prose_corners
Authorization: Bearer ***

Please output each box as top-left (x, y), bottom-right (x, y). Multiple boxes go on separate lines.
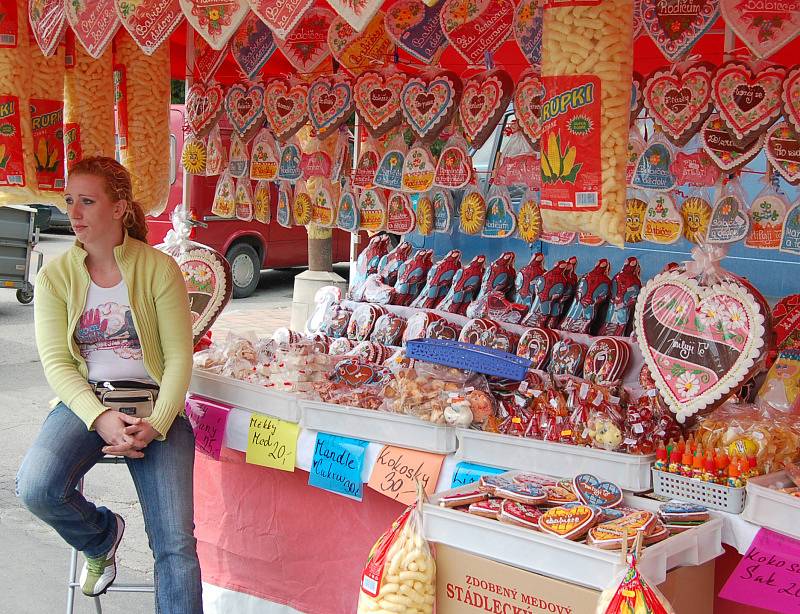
top-left (246, 413), bottom-right (299, 472)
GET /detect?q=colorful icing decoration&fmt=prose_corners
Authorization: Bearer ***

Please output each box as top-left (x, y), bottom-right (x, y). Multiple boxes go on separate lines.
top-left (632, 138), bottom-right (677, 192)
top-left (415, 194), bottom-right (434, 235)
top-left (401, 143), bottom-right (436, 193)
top-left (482, 190), bottom-right (517, 239)
top-left (277, 182), bottom-right (293, 227)
top-left (336, 184), bottom-right (359, 232)
top-left (572, 474), bottom-right (623, 508)
top-left (460, 188), bottom-right (486, 235)
top-left (327, 12), bottom-right (394, 77)
top-left (781, 202), bottom-right (800, 255)
top-left (707, 192), bottom-right (750, 244)
top-left (354, 70), bottom-right (407, 138)
top-left (292, 188), bottom-right (313, 225)
top-left (625, 198), bottom-right (647, 243)
top-left (431, 188), bottom-right (453, 233)
top-left (263, 78), bottom-right (308, 141)
top-left (681, 196), bottom-right (712, 244)
top-left (459, 69), bottom-right (514, 149)
top-left (353, 147), bottom-right (380, 188)
top-left (783, 66), bottom-right (800, 133)
top-left (720, 0), bottom-right (800, 59)
top-left (307, 76), bottom-right (354, 140)
top-left (228, 135), bottom-right (249, 178)
top-left (439, 0), bottom-right (514, 65)
top-left (670, 150), bottom-right (721, 187)
top-left (230, 12), bottom-right (276, 80)
top-left (766, 121), bottom-right (800, 184)
top-left (66, 0), bottom-right (120, 58)
top-left (643, 192), bottom-right (683, 244)
top-left (517, 196), bottom-right (542, 244)
top-left (249, 128), bottom-right (280, 181)
top-left (746, 192), bottom-right (787, 250)
top-left (253, 180), bottom-right (271, 224)
top-left (278, 142), bottom-right (302, 182)
top-left (358, 188), bottom-right (387, 232)
top-left (701, 114), bottom-right (766, 172)
top-left (401, 70), bottom-right (462, 142)
top-left (514, 69), bottom-right (544, 146)
top-left (326, 0), bottom-right (383, 33)
top-left (434, 140), bottom-right (472, 189)
top-left (640, 0), bottom-right (719, 62)
top-left (274, 6), bottom-right (333, 72)
top-left (374, 147), bottom-right (406, 191)
top-left (385, 0), bottom-right (447, 64)
top-left (386, 191), bottom-right (417, 234)
top-left (513, 0), bottom-right (542, 69)
top-left (186, 82), bottom-right (225, 136)
top-left (225, 82), bottom-right (265, 141)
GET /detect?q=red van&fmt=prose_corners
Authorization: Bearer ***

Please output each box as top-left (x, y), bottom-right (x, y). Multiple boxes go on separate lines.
top-left (147, 106), bottom-right (354, 298)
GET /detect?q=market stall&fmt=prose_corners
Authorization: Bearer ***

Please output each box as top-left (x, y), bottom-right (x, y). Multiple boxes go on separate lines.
top-left (4, 0), bottom-right (800, 612)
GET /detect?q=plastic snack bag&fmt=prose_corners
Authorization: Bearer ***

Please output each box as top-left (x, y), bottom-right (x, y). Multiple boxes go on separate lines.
top-left (357, 484), bottom-right (436, 614)
top-left (596, 548), bottom-right (675, 614)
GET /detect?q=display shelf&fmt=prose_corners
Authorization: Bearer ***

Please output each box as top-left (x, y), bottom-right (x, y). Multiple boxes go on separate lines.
top-left (456, 428), bottom-right (655, 492)
top-left (189, 369), bottom-right (301, 423)
top-left (742, 471), bottom-right (800, 539)
top-left (653, 470), bottom-right (746, 514)
top-left (423, 473), bottom-right (724, 590)
top-left (299, 400), bottom-right (457, 454)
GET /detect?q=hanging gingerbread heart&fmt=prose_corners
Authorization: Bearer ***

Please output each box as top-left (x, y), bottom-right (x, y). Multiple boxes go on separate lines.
top-left (278, 142), bottom-right (302, 182)
top-left (193, 31), bottom-right (227, 83)
top-left (670, 150), bottom-right (721, 187)
top-left (354, 70), bottom-right (407, 137)
top-left (401, 70), bottom-right (462, 142)
top-left (746, 192), bottom-right (788, 249)
top-left (186, 82), bottom-right (225, 137)
top-left (643, 192), bottom-right (683, 244)
top-left (720, 0), bottom-right (800, 59)
top-left (402, 143), bottom-right (436, 193)
top-left (712, 61), bottom-right (786, 142)
top-left (114, 0), bottom-right (182, 55)
top-left (29, 0), bottom-right (67, 57)
top-left (263, 78), bottom-right (308, 142)
top-left (225, 83), bottom-right (265, 141)
top-left (640, 0), bottom-right (719, 62)
top-left (353, 147), bottom-right (380, 188)
top-left (513, 0), bottom-right (542, 69)
top-left (327, 0), bottom-right (382, 32)
top-left (514, 69), bottom-right (544, 146)
top-left (375, 147), bottom-right (406, 191)
top-left (634, 269), bottom-right (768, 422)
top-left (783, 66), bottom-right (800, 133)
top-left (707, 191), bottom-right (750, 244)
top-left (249, 0), bottom-right (312, 39)
top-left (307, 76), bottom-right (354, 140)
top-left (643, 63), bottom-right (714, 146)
top-left (766, 121), bottom-right (800, 184)
top-left (231, 12), bottom-right (276, 80)
top-left (632, 138), bottom-right (677, 192)
top-left (337, 184), bottom-right (360, 232)
top-left (385, 0), bottom-right (447, 65)
top-left (275, 6), bottom-right (333, 73)
top-left (439, 0), bottom-right (514, 65)
top-left (179, 0), bottom-right (248, 51)
top-left (781, 202), bottom-right (800, 255)
top-left (435, 138), bottom-right (472, 189)
top-left (701, 114), bottom-right (765, 171)
top-left (631, 72), bottom-right (645, 125)
top-left (459, 69), bottom-right (514, 149)
top-left (65, 0), bottom-right (120, 58)
top-left (328, 12), bottom-right (394, 77)
top-left (386, 192), bottom-right (417, 234)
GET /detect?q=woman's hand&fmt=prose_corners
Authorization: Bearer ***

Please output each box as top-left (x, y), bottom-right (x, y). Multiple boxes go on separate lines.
top-left (117, 420), bottom-right (160, 453)
top-left (93, 410), bottom-right (145, 459)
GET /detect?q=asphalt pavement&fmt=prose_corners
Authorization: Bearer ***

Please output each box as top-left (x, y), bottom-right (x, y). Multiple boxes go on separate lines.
top-left (0, 231), bottom-right (327, 613)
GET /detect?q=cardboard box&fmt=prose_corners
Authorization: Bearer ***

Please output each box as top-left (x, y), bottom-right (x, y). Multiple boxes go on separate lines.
top-left (436, 544), bottom-right (714, 614)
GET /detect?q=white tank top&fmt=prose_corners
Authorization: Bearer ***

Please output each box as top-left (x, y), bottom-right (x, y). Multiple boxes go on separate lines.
top-left (73, 279), bottom-right (154, 383)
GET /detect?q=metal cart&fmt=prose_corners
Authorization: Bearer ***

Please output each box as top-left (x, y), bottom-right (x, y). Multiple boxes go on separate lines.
top-left (0, 205), bottom-right (43, 304)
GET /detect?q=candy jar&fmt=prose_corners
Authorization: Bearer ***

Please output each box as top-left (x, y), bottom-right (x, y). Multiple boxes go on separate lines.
top-left (439, 254), bottom-right (486, 315)
top-left (514, 252), bottom-right (545, 308)
top-left (410, 249), bottom-right (462, 309)
top-left (597, 256), bottom-right (641, 336)
top-left (560, 259), bottom-right (611, 333)
top-left (392, 249), bottom-right (434, 306)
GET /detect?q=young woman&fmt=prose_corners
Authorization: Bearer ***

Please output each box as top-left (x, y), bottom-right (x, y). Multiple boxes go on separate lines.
top-left (15, 157), bottom-right (202, 613)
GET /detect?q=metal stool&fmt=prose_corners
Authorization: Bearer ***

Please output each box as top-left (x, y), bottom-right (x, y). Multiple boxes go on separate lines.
top-left (66, 456), bottom-right (154, 614)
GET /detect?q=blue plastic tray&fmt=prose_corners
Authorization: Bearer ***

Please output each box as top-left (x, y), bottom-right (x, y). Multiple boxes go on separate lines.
top-left (406, 338), bottom-right (532, 380)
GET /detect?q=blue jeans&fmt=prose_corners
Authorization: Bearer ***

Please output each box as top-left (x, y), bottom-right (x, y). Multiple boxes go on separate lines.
top-left (16, 403), bottom-right (203, 614)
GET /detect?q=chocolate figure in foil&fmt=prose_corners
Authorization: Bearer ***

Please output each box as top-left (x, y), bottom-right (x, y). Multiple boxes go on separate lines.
top-left (514, 252), bottom-right (545, 308)
top-left (466, 251), bottom-right (516, 318)
top-left (410, 250), bottom-right (462, 309)
top-left (392, 249), bottom-right (434, 306)
top-left (522, 259), bottom-right (573, 327)
top-left (597, 256), bottom-right (642, 337)
top-left (550, 256), bottom-right (578, 328)
top-left (350, 234), bottom-right (390, 300)
top-left (438, 254), bottom-right (486, 315)
top-left (560, 258), bottom-right (611, 333)
top-left (377, 241), bottom-right (413, 285)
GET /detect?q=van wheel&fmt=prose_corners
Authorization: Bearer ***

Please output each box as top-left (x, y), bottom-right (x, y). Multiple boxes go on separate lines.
top-left (226, 243), bottom-right (261, 299)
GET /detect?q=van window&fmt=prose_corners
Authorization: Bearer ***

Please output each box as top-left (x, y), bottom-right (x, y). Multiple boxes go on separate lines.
top-left (169, 134), bottom-right (177, 185)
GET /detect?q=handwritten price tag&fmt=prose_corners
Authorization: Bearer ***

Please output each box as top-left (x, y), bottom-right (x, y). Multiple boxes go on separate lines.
top-left (246, 413), bottom-right (299, 472)
top-left (720, 528), bottom-right (800, 614)
top-left (308, 433), bottom-right (369, 501)
top-left (367, 445), bottom-right (444, 506)
top-left (185, 397), bottom-right (230, 460)
top-left (451, 461), bottom-right (506, 489)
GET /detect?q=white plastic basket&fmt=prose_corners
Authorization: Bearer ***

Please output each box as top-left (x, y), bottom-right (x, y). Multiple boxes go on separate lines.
top-left (456, 428), bottom-right (655, 492)
top-left (299, 400), bottom-right (457, 453)
top-left (424, 471), bottom-right (724, 589)
top-left (652, 470), bottom-right (746, 514)
top-left (189, 369), bottom-right (301, 423)
top-left (742, 471), bottom-right (800, 539)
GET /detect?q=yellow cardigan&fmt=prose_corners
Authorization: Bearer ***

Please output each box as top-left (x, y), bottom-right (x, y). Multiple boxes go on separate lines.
top-left (34, 233), bottom-right (193, 439)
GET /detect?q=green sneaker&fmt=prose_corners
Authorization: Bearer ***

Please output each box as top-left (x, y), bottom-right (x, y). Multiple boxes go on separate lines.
top-left (80, 514), bottom-right (125, 597)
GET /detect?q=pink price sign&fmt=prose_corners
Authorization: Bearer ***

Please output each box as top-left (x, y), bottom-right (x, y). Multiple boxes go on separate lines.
top-left (185, 396), bottom-right (231, 460)
top-left (720, 528), bottom-right (800, 614)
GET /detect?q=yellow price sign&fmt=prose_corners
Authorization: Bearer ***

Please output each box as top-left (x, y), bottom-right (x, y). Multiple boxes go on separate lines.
top-left (246, 413), bottom-right (299, 472)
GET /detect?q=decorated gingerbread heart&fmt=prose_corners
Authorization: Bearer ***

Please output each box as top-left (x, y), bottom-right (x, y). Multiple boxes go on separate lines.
top-left (193, 31), bottom-right (227, 83)
top-left (439, 0), bottom-right (514, 65)
top-left (640, 0), bottom-right (718, 62)
top-left (766, 121), bottom-right (800, 184)
top-left (179, 0), bottom-right (248, 51)
top-left (707, 192), bottom-right (750, 244)
top-left (375, 147), bottom-right (406, 191)
top-left (514, 70), bottom-right (544, 146)
top-left (307, 76), bottom-right (354, 140)
top-left (386, 192), bottom-right (417, 234)
top-left (114, 0), bottom-right (182, 56)
top-left (701, 114), bottom-right (765, 171)
top-left (435, 139), bottom-right (472, 189)
top-left (66, 0), bottom-right (120, 58)
top-left (264, 78), bottom-right (308, 142)
top-left (573, 474), bottom-right (623, 508)
top-left (584, 337), bottom-right (630, 385)
top-left (460, 69), bottom-right (514, 149)
top-left (354, 70), bottom-right (407, 138)
top-left (643, 62), bottom-right (714, 146)
top-left (186, 82), bottom-right (225, 137)
top-left (402, 143), bottom-right (436, 193)
top-left (643, 192), bottom-right (683, 244)
top-left (250, 0), bottom-right (313, 39)
top-left (720, 0), bottom-right (800, 59)
top-left (336, 185), bottom-right (359, 232)
top-left (249, 128), bottom-right (280, 181)
top-left (548, 339), bottom-right (586, 376)
top-left (225, 83), bottom-right (265, 141)
top-left (782, 202), bottom-right (800, 255)
top-left (385, 0), bottom-right (447, 64)
top-left (327, 0), bottom-right (382, 32)
top-left (482, 189), bottom-right (517, 239)
top-left (783, 66), bottom-right (800, 133)
top-left (353, 148), bottom-right (380, 188)
top-left (358, 188), bottom-right (387, 232)
top-left (327, 12), bottom-right (394, 77)
top-left (746, 191), bottom-right (788, 249)
top-left (670, 150), bottom-right (721, 187)
top-left (513, 0), bottom-right (542, 69)
top-left (712, 61), bottom-right (786, 142)
top-left (634, 269), bottom-right (768, 422)
top-left (278, 142), bottom-right (302, 181)
top-left (29, 0), bottom-right (67, 57)
top-left (274, 6), bottom-right (333, 73)
top-left (231, 12), bottom-right (277, 80)
top-left (632, 138), bottom-right (677, 192)
top-left (401, 70), bottom-right (462, 142)
top-left (517, 327), bottom-right (556, 369)
top-left (538, 505), bottom-right (596, 540)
